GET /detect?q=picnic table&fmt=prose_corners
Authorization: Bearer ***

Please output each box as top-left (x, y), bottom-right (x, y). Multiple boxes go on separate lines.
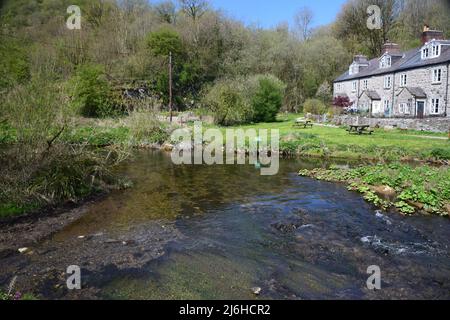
top-left (293, 119), bottom-right (313, 129)
top-left (347, 124), bottom-right (374, 135)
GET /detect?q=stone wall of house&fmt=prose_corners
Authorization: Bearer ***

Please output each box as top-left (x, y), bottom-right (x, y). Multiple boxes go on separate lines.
top-left (334, 61), bottom-right (450, 118)
top-left (331, 115), bottom-right (450, 133)
top-left (394, 63), bottom-right (449, 117)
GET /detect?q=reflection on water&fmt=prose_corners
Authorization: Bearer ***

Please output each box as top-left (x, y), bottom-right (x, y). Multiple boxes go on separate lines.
top-left (52, 150), bottom-right (450, 299)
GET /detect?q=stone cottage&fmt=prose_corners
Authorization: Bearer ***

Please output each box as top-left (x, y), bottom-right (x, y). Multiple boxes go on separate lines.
top-left (334, 27), bottom-right (450, 119)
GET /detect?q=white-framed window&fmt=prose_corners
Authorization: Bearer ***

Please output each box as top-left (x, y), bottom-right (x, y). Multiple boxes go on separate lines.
top-left (432, 68), bottom-right (442, 83)
top-left (400, 73), bottom-right (407, 87)
top-left (379, 55), bottom-right (391, 69)
top-left (362, 79), bottom-right (368, 90)
top-left (430, 98), bottom-right (440, 114)
top-left (352, 81), bottom-right (357, 92)
top-left (405, 103), bottom-right (411, 114)
top-left (383, 99), bottom-right (391, 113)
top-left (384, 75), bottom-right (392, 89)
top-left (398, 102), bottom-right (411, 114)
top-left (432, 44), bottom-right (440, 57)
top-left (422, 47), bottom-right (430, 59)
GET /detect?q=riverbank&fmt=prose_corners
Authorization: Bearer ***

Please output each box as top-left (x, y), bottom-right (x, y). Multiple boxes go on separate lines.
top-left (1, 112), bottom-right (449, 220)
top-left (299, 163), bottom-right (450, 217)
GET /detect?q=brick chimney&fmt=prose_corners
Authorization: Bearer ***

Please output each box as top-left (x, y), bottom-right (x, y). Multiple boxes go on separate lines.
top-left (421, 25), bottom-right (444, 44)
top-left (382, 42), bottom-right (401, 55)
top-left (353, 55), bottom-right (368, 64)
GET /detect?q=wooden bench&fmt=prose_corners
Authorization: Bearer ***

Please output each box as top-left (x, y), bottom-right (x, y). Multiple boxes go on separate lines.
top-left (293, 120), bottom-right (313, 129)
top-left (347, 125), bottom-right (374, 135)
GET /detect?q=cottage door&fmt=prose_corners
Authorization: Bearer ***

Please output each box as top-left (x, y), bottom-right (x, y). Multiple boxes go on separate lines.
top-left (416, 101), bottom-right (425, 119)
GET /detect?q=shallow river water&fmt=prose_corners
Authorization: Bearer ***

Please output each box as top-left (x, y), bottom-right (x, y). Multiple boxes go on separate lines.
top-left (4, 150), bottom-right (450, 299)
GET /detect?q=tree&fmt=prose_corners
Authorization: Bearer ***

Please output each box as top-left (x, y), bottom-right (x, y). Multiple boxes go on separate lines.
top-left (155, 1), bottom-right (177, 24)
top-left (179, 0), bottom-right (208, 21)
top-left (147, 27), bottom-right (184, 57)
top-left (334, 0), bottom-right (396, 57)
top-left (203, 77), bottom-right (253, 126)
top-left (294, 7), bottom-right (313, 41)
top-left (251, 75), bottom-right (286, 123)
top-left (70, 64), bottom-right (114, 118)
top-left (315, 81), bottom-right (332, 103)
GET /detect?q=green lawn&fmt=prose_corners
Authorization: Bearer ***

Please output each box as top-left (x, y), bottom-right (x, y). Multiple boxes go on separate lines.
top-left (206, 114), bottom-right (450, 161)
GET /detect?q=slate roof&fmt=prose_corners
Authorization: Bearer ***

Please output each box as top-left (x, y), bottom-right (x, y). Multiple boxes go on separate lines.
top-left (396, 87), bottom-right (427, 98)
top-left (359, 90), bottom-right (381, 100)
top-left (335, 41), bottom-right (450, 83)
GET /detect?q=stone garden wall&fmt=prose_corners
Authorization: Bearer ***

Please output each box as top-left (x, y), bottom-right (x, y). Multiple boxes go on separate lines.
top-left (329, 115), bottom-right (450, 132)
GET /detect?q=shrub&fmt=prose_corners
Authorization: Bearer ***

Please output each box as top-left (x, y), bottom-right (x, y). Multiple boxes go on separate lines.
top-left (69, 64), bottom-right (116, 118)
top-left (332, 95), bottom-right (353, 108)
top-left (428, 148), bottom-right (450, 160)
top-left (127, 110), bottom-right (170, 144)
top-left (250, 75), bottom-right (286, 123)
top-left (203, 78), bottom-right (253, 126)
top-left (203, 74), bottom-right (286, 126)
top-left (303, 99), bottom-right (328, 115)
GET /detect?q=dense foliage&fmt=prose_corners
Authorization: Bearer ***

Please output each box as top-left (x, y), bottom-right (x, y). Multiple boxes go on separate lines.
top-left (69, 64), bottom-right (116, 118)
top-left (204, 75), bottom-right (285, 125)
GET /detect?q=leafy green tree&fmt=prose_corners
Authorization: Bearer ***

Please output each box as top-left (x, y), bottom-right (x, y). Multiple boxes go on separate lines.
top-left (147, 27), bottom-right (184, 58)
top-left (69, 64), bottom-right (114, 118)
top-left (250, 75), bottom-right (286, 123)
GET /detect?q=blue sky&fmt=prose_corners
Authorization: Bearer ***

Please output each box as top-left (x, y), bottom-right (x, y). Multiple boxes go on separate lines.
top-left (209, 0), bottom-right (347, 28)
top-left (154, 0), bottom-right (348, 29)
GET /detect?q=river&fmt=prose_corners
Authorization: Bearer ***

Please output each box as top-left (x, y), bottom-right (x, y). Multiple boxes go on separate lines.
top-left (1, 150), bottom-right (449, 299)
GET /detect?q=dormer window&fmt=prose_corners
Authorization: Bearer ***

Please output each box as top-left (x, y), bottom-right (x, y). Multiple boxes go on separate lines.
top-left (422, 41), bottom-right (441, 59)
top-left (379, 54), bottom-right (391, 69)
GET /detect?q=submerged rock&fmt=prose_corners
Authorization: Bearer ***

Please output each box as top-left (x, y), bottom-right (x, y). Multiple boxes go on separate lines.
top-left (18, 247), bottom-right (29, 254)
top-left (251, 287), bottom-right (262, 296)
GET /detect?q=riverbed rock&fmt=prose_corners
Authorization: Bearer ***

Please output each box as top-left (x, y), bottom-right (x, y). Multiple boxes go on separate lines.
top-left (444, 203), bottom-right (450, 215)
top-left (18, 247), bottom-right (29, 254)
top-left (251, 287), bottom-right (262, 295)
top-left (162, 143), bottom-right (174, 152)
top-left (372, 185), bottom-right (396, 198)
top-left (408, 201), bottom-right (424, 210)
